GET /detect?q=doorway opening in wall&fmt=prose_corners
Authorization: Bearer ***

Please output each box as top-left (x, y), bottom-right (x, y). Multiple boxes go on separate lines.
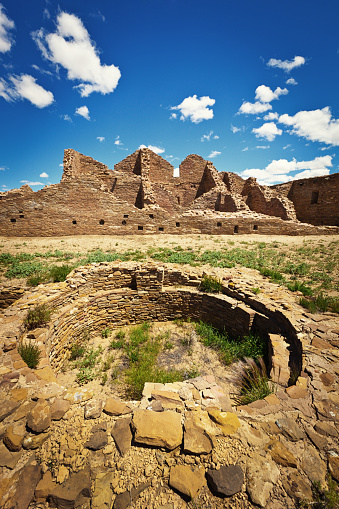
top-left (253, 225), bottom-right (258, 231)
top-left (149, 214), bottom-right (154, 219)
top-left (10, 218), bottom-right (16, 223)
top-left (311, 191), bottom-right (319, 204)
top-left (217, 222), bottom-right (222, 227)
top-left (159, 227), bottom-right (164, 232)
top-left (138, 226), bottom-right (143, 231)
top-left (234, 225), bottom-right (239, 233)
top-left (176, 222), bottom-right (180, 227)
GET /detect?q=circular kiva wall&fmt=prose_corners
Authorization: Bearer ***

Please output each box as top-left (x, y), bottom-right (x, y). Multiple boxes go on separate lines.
top-left (30, 262), bottom-right (303, 387)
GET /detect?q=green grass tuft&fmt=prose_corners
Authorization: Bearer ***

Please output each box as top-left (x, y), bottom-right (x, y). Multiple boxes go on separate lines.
top-left (18, 340), bottom-right (41, 369)
top-left (231, 357), bottom-right (274, 406)
top-left (24, 304), bottom-right (51, 330)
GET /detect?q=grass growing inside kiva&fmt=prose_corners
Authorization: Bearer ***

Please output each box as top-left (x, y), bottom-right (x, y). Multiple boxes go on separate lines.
top-left (18, 340), bottom-right (41, 369)
top-left (231, 357), bottom-right (274, 406)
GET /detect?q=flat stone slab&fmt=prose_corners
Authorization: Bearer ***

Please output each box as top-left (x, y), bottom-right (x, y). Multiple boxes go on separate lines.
top-left (132, 409), bottom-right (182, 450)
top-left (27, 399), bottom-right (51, 433)
top-left (48, 466), bottom-right (91, 508)
top-left (111, 417), bottom-right (133, 456)
top-left (169, 465), bottom-right (206, 499)
top-left (275, 418), bottom-right (306, 441)
top-left (206, 465), bottom-right (244, 497)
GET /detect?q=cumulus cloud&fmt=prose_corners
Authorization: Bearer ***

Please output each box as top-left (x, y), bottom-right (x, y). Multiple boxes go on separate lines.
top-left (97, 136), bottom-right (105, 142)
top-left (33, 12), bottom-right (121, 97)
top-left (231, 124), bottom-right (243, 133)
top-left (286, 77), bottom-right (297, 85)
top-left (40, 172), bottom-right (49, 178)
top-left (267, 56), bottom-right (305, 72)
top-left (279, 107), bottom-right (339, 146)
top-left (9, 74), bottom-right (54, 108)
top-left (252, 122), bottom-right (282, 142)
top-left (62, 114), bottom-right (72, 122)
top-left (240, 155), bottom-right (332, 185)
top-left (208, 150), bottom-right (221, 158)
top-left (20, 180), bottom-right (44, 186)
top-left (201, 131), bottom-right (218, 141)
top-left (114, 136), bottom-right (123, 146)
top-left (239, 101), bottom-right (272, 115)
top-left (170, 95), bottom-right (215, 123)
top-left (75, 105), bottom-right (90, 120)
top-left (264, 112), bottom-right (279, 121)
top-left (139, 144), bottom-right (165, 154)
top-left (255, 85), bottom-right (288, 103)
top-left (0, 4), bottom-right (14, 53)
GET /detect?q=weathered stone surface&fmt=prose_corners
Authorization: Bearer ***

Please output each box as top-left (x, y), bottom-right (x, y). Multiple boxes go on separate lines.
top-left (63, 387), bottom-right (93, 404)
top-left (275, 417), bottom-right (306, 441)
top-left (206, 465), bottom-right (243, 498)
top-left (185, 408), bottom-right (220, 437)
top-left (301, 445), bottom-right (327, 486)
top-left (103, 398), bottom-right (127, 416)
top-left (151, 389), bottom-right (184, 410)
top-left (315, 399), bottom-right (339, 422)
top-left (314, 420), bottom-right (338, 437)
top-left (3, 421), bottom-right (26, 451)
top-left (10, 464), bottom-right (41, 509)
top-left (23, 431), bottom-right (50, 449)
top-left (328, 455), bottom-right (339, 482)
top-left (50, 398), bottom-right (71, 420)
top-left (10, 387), bottom-right (28, 401)
top-left (111, 417), bottom-right (132, 456)
top-left (113, 481), bottom-right (151, 509)
top-left (84, 399), bottom-right (103, 419)
top-left (85, 431), bottom-right (108, 450)
top-left (169, 465), bottom-right (206, 499)
top-left (0, 441), bottom-right (22, 469)
top-left (246, 454), bottom-right (280, 507)
top-left (285, 386), bottom-right (307, 399)
top-left (27, 399), bottom-right (51, 432)
top-left (48, 466), bottom-right (91, 508)
top-left (207, 409), bottom-right (241, 435)
top-left (266, 439), bottom-right (298, 467)
top-left (0, 399), bottom-right (20, 422)
top-left (320, 372), bottom-right (335, 386)
top-left (132, 409), bottom-right (182, 450)
top-left (92, 471), bottom-right (115, 509)
top-left (13, 400), bottom-right (35, 421)
top-left (34, 366), bottom-right (57, 383)
top-left (35, 470), bottom-right (57, 503)
top-left (183, 428), bottom-right (213, 455)
top-left (282, 472), bottom-right (312, 502)
top-left (305, 427), bottom-right (328, 451)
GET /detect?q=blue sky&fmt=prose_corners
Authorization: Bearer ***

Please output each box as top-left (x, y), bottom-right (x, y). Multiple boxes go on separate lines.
top-left (0, 0), bottom-right (339, 191)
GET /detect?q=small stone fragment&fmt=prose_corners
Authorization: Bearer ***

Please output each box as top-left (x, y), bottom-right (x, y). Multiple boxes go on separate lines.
top-left (111, 417), bottom-right (132, 456)
top-left (84, 399), bottom-right (103, 419)
top-left (0, 400), bottom-right (20, 422)
top-left (282, 472), bottom-right (312, 502)
top-left (0, 442), bottom-right (22, 469)
top-left (50, 398), bottom-right (71, 420)
top-left (206, 464), bottom-right (243, 497)
top-left (3, 422), bottom-right (25, 451)
top-left (285, 386), bottom-right (307, 399)
top-left (183, 428), bottom-right (213, 455)
top-left (246, 454), bottom-right (280, 507)
top-left (169, 464), bottom-right (206, 499)
top-left (207, 409), bottom-right (241, 435)
top-left (103, 398), bottom-right (127, 416)
top-left (314, 421), bottom-right (338, 438)
top-left (27, 399), bottom-right (51, 433)
top-left (266, 439), bottom-right (298, 467)
top-left (35, 470), bottom-right (57, 502)
top-left (85, 431), bottom-right (108, 450)
top-left (23, 431), bottom-right (50, 450)
top-left (48, 466), bottom-right (91, 508)
top-left (63, 387), bottom-right (93, 404)
top-left (328, 455), bottom-right (339, 482)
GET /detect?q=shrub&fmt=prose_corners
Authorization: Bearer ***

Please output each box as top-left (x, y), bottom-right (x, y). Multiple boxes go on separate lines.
top-left (50, 264), bottom-right (74, 282)
top-left (231, 357), bottom-right (274, 406)
top-left (299, 297), bottom-right (317, 314)
top-left (24, 304), bottom-right (51, 330)
top-left (287, 281), bottom-right (313, 296)
top-left (18, 340), bottom-right (41, 369)
top-left (199, 275), bottom-right (223, 293)
top-left (70, 344), bottom-right (86, 360)
top-left (102, 327), bottom-right (111, 338)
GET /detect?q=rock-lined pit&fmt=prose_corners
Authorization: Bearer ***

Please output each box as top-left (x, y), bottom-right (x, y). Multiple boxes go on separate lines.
top-left (0, 262), bottom-right (338, 509)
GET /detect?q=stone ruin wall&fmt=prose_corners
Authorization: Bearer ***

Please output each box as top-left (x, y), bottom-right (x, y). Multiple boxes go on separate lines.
top-left (0, 148), bottom-right (338, 237)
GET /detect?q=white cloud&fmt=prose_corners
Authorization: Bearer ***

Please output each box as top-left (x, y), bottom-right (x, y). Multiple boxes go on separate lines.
top-left (252, 122), bottom-right (282, 142)
top-left (0, 4), bottom-right (14, 53)
top-left (267, 56), bottom-right (305, 72)
top-left (170, 112), bottom-right (177, 119)
top-left (75, 105), bottom-right (90, 120)
top-left (20, 180), bottom-right (44, 186)
top-left (40, 172), bottom-right (49, 178)
top-left (33, 12), bottom-right (121, 97)
top-left (97, 136), bottom-right (105, 142)
top-left (231, 124), bottom-right (243, 133)
top-left (9, 74), bottom-right (54, 108)
top-left (63, 114), bottom-right (72, 122)
top-left (242, 147), bottom-right (249, 152)
top-left (239, 101), bottom-right (272, 115)
top-left (208, 150), bottom-right (221, 158)
top-left (286, 77), bottom-right (297, 85)
top-left (201, 131), bottom-right (218, 142)
top-left (279, 107), bottom-right (339, 146)
top-left (256, 146), bottom-right (270, 149)
top-left (0, 166), bottom-right (5, 171)
top-left (139, 144), bottom-right (165, 154)
top-left (255, 85), bottom-right (288, 103)
top-left (264, 112), bottom-right (279, 121)
top-left (240, 155), bottom-right (332, 185)
top-left (0, 78), bottom-right (12, 101)
top-left (283, 144), bottom-right (291, 150)
top-left (114, 136), bottom-right (123, 146)
top-left (170, 95), bottom-right (215, 123)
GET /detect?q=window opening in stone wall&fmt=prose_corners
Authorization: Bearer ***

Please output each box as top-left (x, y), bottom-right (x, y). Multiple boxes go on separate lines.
top-left (217, 222), bottom-right (222, 227)
top-left (19, 214), bottom-right (24, 219)
top-left (177, 196), bottom-right (180, 205)
top-left (234, 225), bottom-right (239, 233)
top-left (149, 214), bottom-right (154, 219)
top-left (311, 191), bottom-right (319, 204)
top-left (159, 227), bottom-right (164, 231)
top-left (10, 218), bottom-right (16, 223)
top-left (72, 220), bottom-right (77, 225)
top-left (176, 222), bottom-right (180, 227)
top-left (122, 220), bottom-right (126, 225)
top-left (253, 225), bottom-right (258, 231)
top-left (138, 226), bottom-right (143, 230)
top-left (99, 219), bottom-right (105, 225)
top-left (124, 214), bottom-right (129, 218)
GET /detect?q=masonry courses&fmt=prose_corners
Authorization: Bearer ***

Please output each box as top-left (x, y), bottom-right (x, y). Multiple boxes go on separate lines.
top-left (0, 147), bottom-right (338, 236)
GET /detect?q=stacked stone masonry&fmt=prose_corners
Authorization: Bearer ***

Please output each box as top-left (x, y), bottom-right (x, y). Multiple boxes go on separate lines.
top-left (0, 148), bottom-right (338, 236)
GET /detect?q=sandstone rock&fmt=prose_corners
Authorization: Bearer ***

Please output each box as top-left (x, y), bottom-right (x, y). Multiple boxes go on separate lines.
top-left (113, 481), bottom-right (151, 509)
top-left (48, 466), bottom-right (91, 508)
top-left (305, 427), bottom-right (328, 451)
top-left (27, 399), bottom-right (51, 432)
top-left (92, 471), bottom-right (115, 509)
top-left (301, 445), bottom-right (327, 486)
top-left (275, 417), bottom-right (306, 441)
top-left (178, 386), bottom-right (193, 401)
top-left (13, 400), bottom-right (35, 421)
top-left (103, 398), bottom-right (127, 416)
top-left (264, 393), bottom-right (280, 405)
top-left (34, 366), bottom-right (57, 383)
top-left (258, 421), bottom-right (281, 435)
top-left (57, 465), bottom-right (70, 484)
top-left (0, 442), bottom-right (22, 469)
top-left (266, 439), bottom-right (298, 467)
top-left (315, 399), bottom-right (339, 422)
top-left (132, 409), bottom-right (182, 450)
top-left (328, 454), bottom-right (339, 482)
top-left (314, 420), bottom-right (338, 437)
top-left (111, 417), bottom-right (132, 456)
top-left (183, 428), bottom-right (213, 455)
top-left (85, 431), bottom-right (108, 451)
top-left (151, 390), bottom-right (184, 411)
top-left (320, 372), bottom-right (335, 387)
top-left (23, 431), bottom-right (50, 450)
top-left (185, 408), bottom-right (220, 438)
top-left (206, 464), bottom-right (243, 498)
top-left (35, 470), bottom-right (57, 503)
top-left (10, 387), bottom-right (28, 401)
top-left (285, 386), bottom-right (307, 399)
top-left (246, 454), bottom-right (280, 507)
top-left (0, 399), bottom-right (20, 422)
top-left (84, 399), bottom-right (103, 419)
top-left (9, 464), bottom-right (41, 509)
top-left (207, 409), bottom-right (241, 435)
top-left (169, 465), bottom-right (206, 499)
top-left (3, 421), bottom-right (26, 451)
top-left (282, 472), bottom-right (312, 502)
top-left (63, 387), bottom-right (93, 404)
top-left (50, 398), bottom-right (71, 420)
